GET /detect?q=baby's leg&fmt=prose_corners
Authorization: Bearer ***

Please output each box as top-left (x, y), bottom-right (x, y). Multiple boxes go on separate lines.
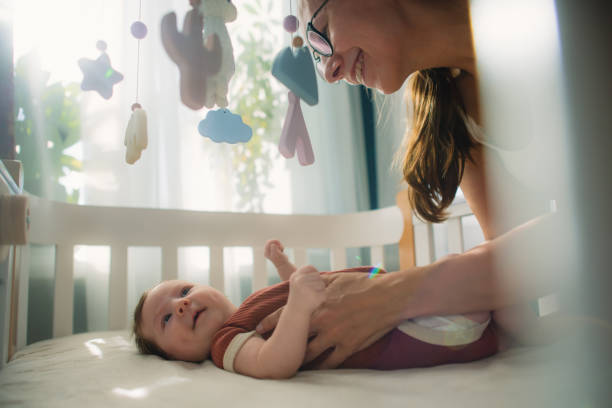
top-left (264, 239), bottom-right (297, 281)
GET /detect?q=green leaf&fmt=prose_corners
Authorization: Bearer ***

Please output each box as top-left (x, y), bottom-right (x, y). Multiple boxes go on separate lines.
top-left (60, 155), bottom-right (83, 171)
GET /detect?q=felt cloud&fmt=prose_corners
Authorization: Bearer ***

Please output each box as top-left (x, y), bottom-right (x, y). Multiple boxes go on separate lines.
top-left (198, 109), bottom-right (252, 144)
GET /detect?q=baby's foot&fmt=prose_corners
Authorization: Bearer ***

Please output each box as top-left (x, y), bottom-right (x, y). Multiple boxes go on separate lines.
top-left (264, 239), bottom-right (297, 281)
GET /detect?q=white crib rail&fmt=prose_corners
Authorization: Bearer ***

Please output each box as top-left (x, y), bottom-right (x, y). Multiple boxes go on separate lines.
top-left (12, 195), bottom-right (474, 342)
top-left (24, 196), bottom-right (406, 337)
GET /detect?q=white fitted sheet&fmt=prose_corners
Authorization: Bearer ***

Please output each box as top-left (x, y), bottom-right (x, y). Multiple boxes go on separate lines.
top-left (0, 330), bottom-right (579, 408)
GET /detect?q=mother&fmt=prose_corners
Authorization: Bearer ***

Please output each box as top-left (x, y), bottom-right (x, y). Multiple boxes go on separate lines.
top-left (258, 0), bottom-right (561, 368)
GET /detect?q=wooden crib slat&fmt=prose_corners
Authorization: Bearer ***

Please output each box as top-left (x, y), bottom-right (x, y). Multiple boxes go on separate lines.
top-left (331, 248), bottom-right (347, 270)
top-left (294, 248), bottom-right (307, 268)
top-left (16, 245), bottom-right (29, 352)
top-left (252, 247), bottom-right (267, 292)
top-left (396, 190), bottom-right (416, 270)
top-left (209, 246), bottom-right (224, 293)
top-left (53, 244), bottom-right (74, 338)
top-left (370, 245), bottom-right (384, 268)
top-left (108, 245), bottom-right (128, 330)
top-left (447, 217), bottom-right (465, 254)
top-left (162, 246), bottom-right (178, 281)
top-left (414, 223), bottom-right (435, 266)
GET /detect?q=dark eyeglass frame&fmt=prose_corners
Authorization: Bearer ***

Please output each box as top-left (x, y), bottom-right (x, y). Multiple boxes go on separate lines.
top-left (306, 0), bottom-right (333, 63)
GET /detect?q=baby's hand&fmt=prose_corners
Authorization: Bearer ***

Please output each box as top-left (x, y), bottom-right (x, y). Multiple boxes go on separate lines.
top-left (287, 266), bottom-right (326, 314)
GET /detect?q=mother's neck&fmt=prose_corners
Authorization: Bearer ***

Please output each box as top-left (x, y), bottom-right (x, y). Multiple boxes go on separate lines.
top-left (399, 0), bottom-right (476, 75)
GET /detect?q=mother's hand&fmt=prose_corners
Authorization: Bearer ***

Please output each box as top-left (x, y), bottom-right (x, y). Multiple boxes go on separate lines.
top-left (256, 271), bottom-right (419, 369)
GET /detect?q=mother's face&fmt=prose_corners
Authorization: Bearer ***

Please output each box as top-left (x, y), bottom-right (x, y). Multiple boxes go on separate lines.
top-left (299, 0), bottom-right (409, 94)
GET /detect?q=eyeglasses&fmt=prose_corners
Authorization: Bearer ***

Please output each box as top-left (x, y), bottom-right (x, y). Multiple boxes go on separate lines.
top-left (306, 0), bottom-right (333, 64)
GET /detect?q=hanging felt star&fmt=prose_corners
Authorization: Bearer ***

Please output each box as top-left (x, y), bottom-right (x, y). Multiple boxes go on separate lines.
top-left (78, 49), bottom-right (124, 100)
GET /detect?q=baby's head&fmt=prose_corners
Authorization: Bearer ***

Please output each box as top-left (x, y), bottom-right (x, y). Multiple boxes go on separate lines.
top-left (133, 280), bottom-right (236, 362)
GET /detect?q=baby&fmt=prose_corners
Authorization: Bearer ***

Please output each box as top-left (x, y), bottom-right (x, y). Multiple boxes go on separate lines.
top-left (133, 240), bottom-right (497, 379)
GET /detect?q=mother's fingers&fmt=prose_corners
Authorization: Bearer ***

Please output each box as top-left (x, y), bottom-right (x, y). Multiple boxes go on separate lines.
top-left (316, 346), bottom-right (354, 370)
top-left (303, 334), bottom-right (334, 365)
top-left (255, 306), bottom-right (284, 334)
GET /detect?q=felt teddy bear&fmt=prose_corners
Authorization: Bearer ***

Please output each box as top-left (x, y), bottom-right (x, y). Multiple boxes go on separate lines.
top-left (198, 0), bottom-right (237, 109)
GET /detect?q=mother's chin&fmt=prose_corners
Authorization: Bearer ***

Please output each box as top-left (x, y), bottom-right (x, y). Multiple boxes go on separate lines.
top-left (370, 68), bottom-right (410, 95)
top-left (373, 79), bottom-right (404, 95)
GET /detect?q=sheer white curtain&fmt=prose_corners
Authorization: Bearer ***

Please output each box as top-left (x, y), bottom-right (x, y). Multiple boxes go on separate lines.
top-left (296, 81), bottom-right (369, 215)
top-left (76, 0), bottom-right (258, 212)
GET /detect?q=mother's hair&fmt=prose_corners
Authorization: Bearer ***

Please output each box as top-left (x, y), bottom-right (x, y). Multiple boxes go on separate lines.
top-left (400, 68), bottom-right (476, 223)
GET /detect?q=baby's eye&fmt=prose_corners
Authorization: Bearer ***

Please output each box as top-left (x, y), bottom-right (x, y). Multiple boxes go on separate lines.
top-left (163, 314), bottom-right (171, 326)
top-left (180, 286), bottom-right (191, 297)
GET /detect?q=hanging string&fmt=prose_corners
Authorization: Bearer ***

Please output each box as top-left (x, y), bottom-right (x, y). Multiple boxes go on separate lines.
top-left (135, 0), bottom-right (142, 103)
top-left (289, 0), bottom-right (293, 43)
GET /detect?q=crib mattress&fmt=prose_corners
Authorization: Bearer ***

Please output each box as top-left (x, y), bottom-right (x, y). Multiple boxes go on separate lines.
top-left (0, 330), bottom-right (582, 407)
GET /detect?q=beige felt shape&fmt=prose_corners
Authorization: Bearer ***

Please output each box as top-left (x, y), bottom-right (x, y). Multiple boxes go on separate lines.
top-left (161, 8), bottom-right (222, 110)
top-left (199, 0), bottom-right (237, 108)
top-left (124, 108), bottom-right (148, 165)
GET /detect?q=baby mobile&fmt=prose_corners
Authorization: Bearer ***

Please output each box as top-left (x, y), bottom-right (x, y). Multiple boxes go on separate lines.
top-left (124, 0), bottom-right (149, 165)
top-left (77, 0), bottom-right (148, 164)
top-left (161, 0), bottom-right (252, 144)
top-left (77, 1), bottom-right (317, 164)
top-left (271, 0), bottom-right (319, 166)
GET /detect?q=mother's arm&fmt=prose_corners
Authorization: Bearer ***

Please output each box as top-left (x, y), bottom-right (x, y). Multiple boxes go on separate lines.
top-left (256, 216), bottom-right (565, 369)
top-left (257, 146), bottom-right (565, 368)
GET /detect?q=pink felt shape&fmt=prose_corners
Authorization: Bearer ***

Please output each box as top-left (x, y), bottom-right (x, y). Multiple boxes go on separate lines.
top-left (161, 9), bottom-right (222, 110)
top-left (295, 127), bottom-right (314, 166)
top-left (279, 91), bottom-right (315, 166)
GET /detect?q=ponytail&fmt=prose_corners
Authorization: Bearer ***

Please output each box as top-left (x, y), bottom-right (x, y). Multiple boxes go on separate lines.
top-left (401, 68), bottom-right (475, 223)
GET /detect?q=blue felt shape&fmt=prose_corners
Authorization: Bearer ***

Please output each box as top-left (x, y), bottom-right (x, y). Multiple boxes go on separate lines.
top-left (78, 52), bottom-right (123, 100)
top-left (271, 46), bottom-right (318, 106)
top-left (198, 109), bottom-right (252, 144)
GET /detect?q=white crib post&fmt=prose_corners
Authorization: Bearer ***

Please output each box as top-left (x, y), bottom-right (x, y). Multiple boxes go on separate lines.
top-left (447, 217), bottom-right (465, 254)
top-left (209, 246), bottom-right (224, 293)
top-left (370, 245), bottom-right (384, 268)
top-left (294, 248), bottom-right (308, 268)
top-left (162, 246), bottom-right (178, 281)
top-left (53, 244), bottom-right (74, 338)
top-left (414, 222), bottom-right (435, 266)
top-left (108, 245), bottom-right (128, 330)
top-left (331, 248), bottom-right (347, 270)
top-left (251, 247), bottom-right (267, 292)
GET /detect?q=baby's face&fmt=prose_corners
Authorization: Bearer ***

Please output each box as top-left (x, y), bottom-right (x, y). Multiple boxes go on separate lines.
top-left (140, 280), bottom-right (236, 362)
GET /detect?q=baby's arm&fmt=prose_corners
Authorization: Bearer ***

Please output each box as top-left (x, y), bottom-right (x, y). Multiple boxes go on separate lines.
top-left (233, 266), bottom-right (325, 379)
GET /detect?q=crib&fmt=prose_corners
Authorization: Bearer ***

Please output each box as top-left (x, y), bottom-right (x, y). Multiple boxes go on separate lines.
top-left (0, 159), bottom-right (575, 408)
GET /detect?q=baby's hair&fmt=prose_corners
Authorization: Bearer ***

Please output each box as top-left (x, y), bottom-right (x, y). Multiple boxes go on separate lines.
top-left (132, 290), bottom-right (170, 360)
